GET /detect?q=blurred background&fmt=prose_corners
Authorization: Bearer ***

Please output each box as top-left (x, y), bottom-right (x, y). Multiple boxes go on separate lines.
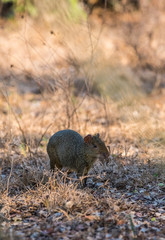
top-left (0, 0), bottom-right (165, 160)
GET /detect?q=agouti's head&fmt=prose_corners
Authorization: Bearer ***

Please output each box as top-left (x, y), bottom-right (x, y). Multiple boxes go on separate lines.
top-left (84, 133), bottom-right (109, 160)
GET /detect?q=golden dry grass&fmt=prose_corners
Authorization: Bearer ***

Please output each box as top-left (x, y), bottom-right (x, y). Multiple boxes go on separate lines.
top-left (0, 9), bottom-right (165, 239)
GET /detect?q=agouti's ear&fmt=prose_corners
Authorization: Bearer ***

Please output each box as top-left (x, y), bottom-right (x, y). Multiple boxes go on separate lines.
top-left (84, 134), bottom-right (92, 143)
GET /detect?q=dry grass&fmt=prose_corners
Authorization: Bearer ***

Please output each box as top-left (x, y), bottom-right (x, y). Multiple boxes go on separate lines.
top-left (0, 84), bottom-right (164, 239)
top-left (0, 7), bottom-right (165, 239)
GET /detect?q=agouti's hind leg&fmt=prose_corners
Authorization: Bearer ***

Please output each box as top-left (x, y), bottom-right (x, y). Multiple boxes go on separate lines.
top-left (49, 148), bottom-right (62, 171)
top-left (50, 157), bottom-right (62, 171)
top-left (55, 161), bottom-right (62, 170)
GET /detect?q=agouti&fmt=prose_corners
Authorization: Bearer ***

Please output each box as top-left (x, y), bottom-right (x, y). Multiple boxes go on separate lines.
top-left (47, 129), bottom-right (109, 186)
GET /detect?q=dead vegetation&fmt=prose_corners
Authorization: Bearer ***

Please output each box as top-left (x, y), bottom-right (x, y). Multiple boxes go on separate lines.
top-left (0, 3), bottom-right (165, 239)
top-left (0, 81), bottom-right (164, 239)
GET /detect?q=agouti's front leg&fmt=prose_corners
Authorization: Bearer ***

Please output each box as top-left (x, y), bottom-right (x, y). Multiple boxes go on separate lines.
top-left (77, 164), bottom-right (87, 187)
top-left (82, 166), bottom-right (90, 187)
top-left (77, 165), bottom-right (90, 187)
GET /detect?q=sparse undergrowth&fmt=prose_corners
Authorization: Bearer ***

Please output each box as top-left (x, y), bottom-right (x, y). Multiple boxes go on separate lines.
top-left (0, 68), bottom-right (165, 240)
top-left (0, 77), bottom-right (165, 239)
top-left (0, 116), bottom-right (165, 239)
top-left (0, 7), bottom-right (165, 239)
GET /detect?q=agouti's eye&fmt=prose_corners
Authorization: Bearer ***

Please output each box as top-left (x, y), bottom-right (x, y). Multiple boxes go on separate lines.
top-left (93, 145), bottom-right (97, 148)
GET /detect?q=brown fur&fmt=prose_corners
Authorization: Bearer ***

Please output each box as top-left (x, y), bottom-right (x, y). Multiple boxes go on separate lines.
top-left (47, 129), bottom-right (109, 186)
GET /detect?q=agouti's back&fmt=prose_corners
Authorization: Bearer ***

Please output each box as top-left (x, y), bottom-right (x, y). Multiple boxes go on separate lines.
top-left (47, 129), bottom-right (109, 185)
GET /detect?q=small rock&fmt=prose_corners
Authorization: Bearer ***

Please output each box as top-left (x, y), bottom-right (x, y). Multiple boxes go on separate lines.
top-left (95, 182), bottom-right (104, 188)
top-left (65, 200), bottom-right (74, 209)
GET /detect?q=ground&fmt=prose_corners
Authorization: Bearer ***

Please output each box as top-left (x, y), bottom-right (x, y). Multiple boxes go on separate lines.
top-left (0, 5), bottom-right (165, 240)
